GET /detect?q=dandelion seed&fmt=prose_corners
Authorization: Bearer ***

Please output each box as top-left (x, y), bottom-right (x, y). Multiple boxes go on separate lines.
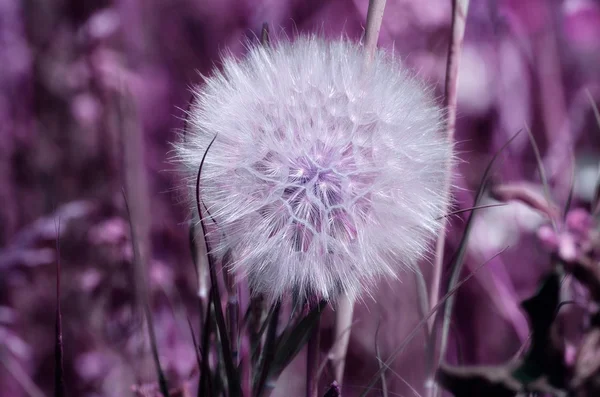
top-left (175, 35), bottom-right (453, 303)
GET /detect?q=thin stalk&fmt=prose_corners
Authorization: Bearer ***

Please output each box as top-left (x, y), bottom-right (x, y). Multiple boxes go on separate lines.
top-left (224, 264), bottom-right (240, 366)
top-left (359, 247), bottom-right (508, 397)
top-left (254, 302), bottom-right (281, 397)
top-left (364, 0), bottom-right (387, 60)
top-left (329, 295), bottom-right (354, 388)
top-left (374, 320), bottom-right (389, 397)
top-left (325, 2), bottom-right (387, 393)
top-left (119, 90), bottom-right (169, 397)
top-left (429, 0), bottom-right (471, 332)
top-left (306, 309), bottom-right (321, 397)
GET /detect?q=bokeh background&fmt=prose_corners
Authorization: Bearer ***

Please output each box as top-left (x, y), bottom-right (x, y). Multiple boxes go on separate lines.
top-left (2, 0), bottom-right (600, 396)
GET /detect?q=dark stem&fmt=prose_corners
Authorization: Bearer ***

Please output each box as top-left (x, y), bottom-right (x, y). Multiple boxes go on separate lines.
top-left (306, 304), bottom-right (321, 397)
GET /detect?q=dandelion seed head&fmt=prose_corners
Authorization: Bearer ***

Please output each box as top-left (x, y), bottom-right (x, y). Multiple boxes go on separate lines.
top-left (175, 35), bottom-right (453, 303)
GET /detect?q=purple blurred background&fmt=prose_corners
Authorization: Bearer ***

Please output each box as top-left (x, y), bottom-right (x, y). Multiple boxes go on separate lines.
top-left (1, 0), bottom-right (600, 396)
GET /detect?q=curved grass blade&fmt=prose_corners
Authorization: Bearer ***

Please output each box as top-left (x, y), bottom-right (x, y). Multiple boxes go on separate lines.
top-left (358, 248), bottom-right (509, 397)
top-left (437, 130), bottom-right (522, 368)
top-left (199, 288), bottom-right (214, 397)
top-left (119, 85), bottom-right (169, 397)
top-left (253, 302), bottom-right (281, 397)
top-left (268, 300), bottom-right (328, 386)
top-left (524, 124), bottom-right (557, 231)
top-left (124, 195), bottom-right (170, 397)
top-left (195, 135), bottom-right (241, 396)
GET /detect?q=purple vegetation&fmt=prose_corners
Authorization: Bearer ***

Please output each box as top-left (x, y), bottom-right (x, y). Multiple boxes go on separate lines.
top-left (1, 1), bottom-right (600, 396)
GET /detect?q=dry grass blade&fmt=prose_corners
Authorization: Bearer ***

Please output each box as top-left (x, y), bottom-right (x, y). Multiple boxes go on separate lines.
top-left (253, 302), bottom-right (281, 397)
top-left (194, 135), bottom-right (241, 396)
top-left (119, 88), bottom-right (169, 397)
top-left (124, 196), bottom-right (170, 397)
top-left (525, 124), bottom-right (557, 231)
top-left (199, 288), bottom-right (214, 396)
top-left (438, 203), bottom-right (507, 220)
top-left (358, 247), bottom-right (509, 397)
top-left (435, 131), bottom-right (522, 397)
top-left (375, 320), bottom-right (389, 397)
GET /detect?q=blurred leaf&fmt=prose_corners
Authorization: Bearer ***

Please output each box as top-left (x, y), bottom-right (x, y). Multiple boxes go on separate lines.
top-left (323, 381), bottom-right (341, 397)
top-left (512, 273), bottom-right (563, 387)
top-left (253, 301), bottom-right (281, 397)
top-left (270, 300), bottom-right (327, 378)
top-left (572, 327), bottom-right (600, 394)
top-left (437, 363), bottom-right (520, 397)
top-left (437, 272), bottom-right (567, 397)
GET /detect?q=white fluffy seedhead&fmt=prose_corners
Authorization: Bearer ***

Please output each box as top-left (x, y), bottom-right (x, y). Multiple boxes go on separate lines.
top-left (176, 35), bottom-right (453, 303)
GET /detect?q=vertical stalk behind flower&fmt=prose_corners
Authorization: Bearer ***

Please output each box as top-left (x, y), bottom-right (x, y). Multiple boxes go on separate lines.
top-left (364, 0), bottom-right (387, 60)
top-left (120, 90), bottom-right (170, 397)
top-left (329, 295), bottom-right (354, 386)
top-left (329, 1), bottom-right (388, 390)
top-left (429, 0), bottom-right (470, 332)
top-left (429, 2), bottom-right (470, 396)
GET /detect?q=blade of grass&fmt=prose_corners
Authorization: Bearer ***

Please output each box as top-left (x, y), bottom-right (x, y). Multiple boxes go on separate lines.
top-left (525, 123), bottom-right (557, 231)
top-left (434, 132), bottom-right (522, 396)
top-left (253, 302), bottom-right (281, 397)
top-left (199, 288), bottom-right (214, 397)
top-left (195, 135), bottom-right (241, 396)
top-left (124, 195), bottom-right (170, 397)
top-left (563, 152), bottom-right (575, 220)
top-left (374, 319), bottom-right (389, 397)
top-left (358, 247), bottom-right (508, 397)
top-left (187, 316), bottom-right (202, 375)
top-left (268, 301), bottom-right (328, 387)
top-left (119, 87), bottom-right (169, 397)
top-left (437, 203), bottom-right (507, 220)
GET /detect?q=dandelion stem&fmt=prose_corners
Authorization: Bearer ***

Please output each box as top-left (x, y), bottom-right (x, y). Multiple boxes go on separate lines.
top-left (306, 304), bottom-right (321, 397)
top-left (364, 0), bottom-right (387, 60)
top-left (329, 295), bottom-right (354, 389)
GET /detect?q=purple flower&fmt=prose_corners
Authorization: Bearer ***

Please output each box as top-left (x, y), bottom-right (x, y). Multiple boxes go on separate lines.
top-left (176, 35), bottom-right (453, 302)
